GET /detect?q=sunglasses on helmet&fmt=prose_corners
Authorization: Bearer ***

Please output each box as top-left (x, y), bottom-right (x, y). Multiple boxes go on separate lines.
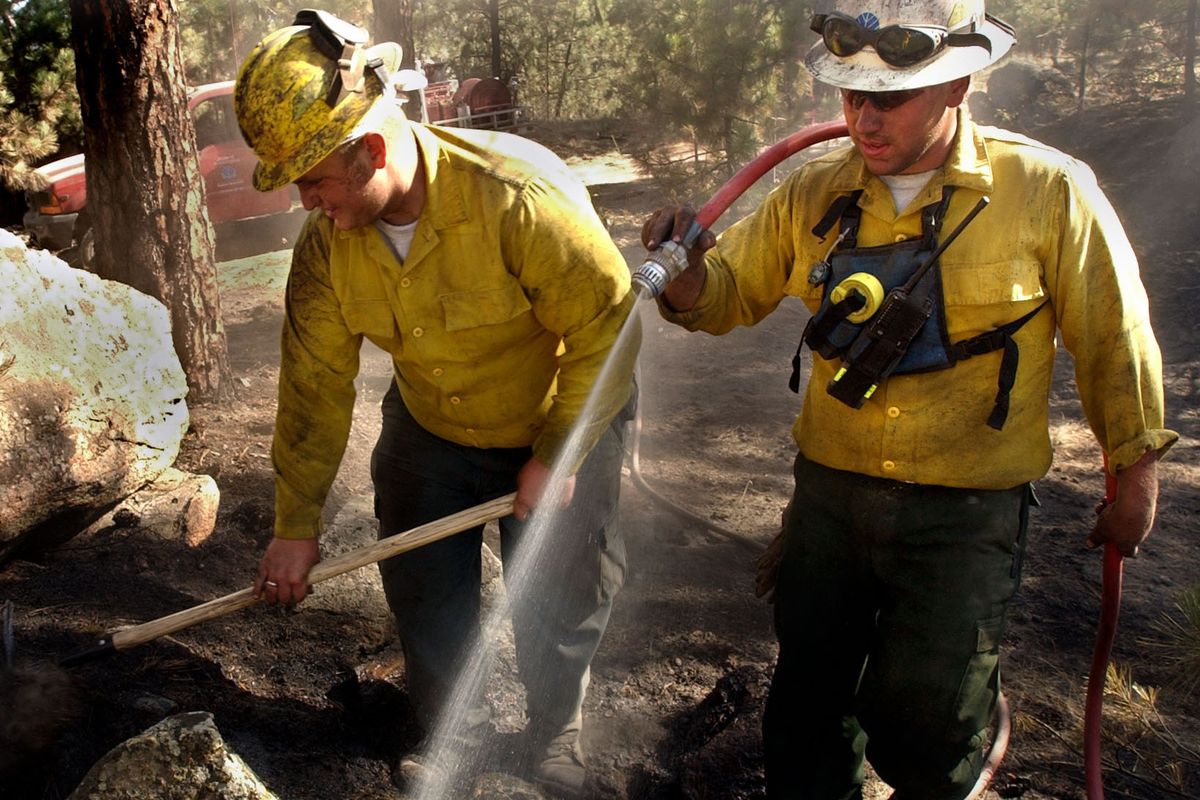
top-left (810, 11), bottom-right (996, 68)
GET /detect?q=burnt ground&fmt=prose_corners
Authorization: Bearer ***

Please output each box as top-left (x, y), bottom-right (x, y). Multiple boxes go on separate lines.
top-left (2, 100), bottom-right (1199, 800)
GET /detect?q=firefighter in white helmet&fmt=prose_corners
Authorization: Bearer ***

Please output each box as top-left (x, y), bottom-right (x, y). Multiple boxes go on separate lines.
top-left (642, 0), bottom-right (1176, 797)
top-left (235, 10), bottom-right (637, 797)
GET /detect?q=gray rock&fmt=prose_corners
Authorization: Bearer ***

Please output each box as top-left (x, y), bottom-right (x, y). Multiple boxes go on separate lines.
top-left (300, 495), bottom-right (393, 629)
top-left (86, 467), bottom-right (220, 547)
top-left (66, 711), bottom-right (278, 799)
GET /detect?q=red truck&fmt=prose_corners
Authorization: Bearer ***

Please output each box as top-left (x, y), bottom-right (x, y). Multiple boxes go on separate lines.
top-left (23, 76), bottom-right (528, 265)
top-left (22, 80), bottom-right (302, 266)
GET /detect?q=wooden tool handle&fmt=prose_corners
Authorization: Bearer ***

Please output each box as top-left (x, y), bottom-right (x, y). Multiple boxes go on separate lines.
top-left (109, 493), bottom-right (516, 652)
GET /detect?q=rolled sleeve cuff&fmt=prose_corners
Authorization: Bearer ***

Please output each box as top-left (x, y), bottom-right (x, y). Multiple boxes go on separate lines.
top-left (1108, 429), bottom-right (1179, 473)
top-left (655, 265), bottom-right (722, 331)
top-left (273, 478), bottom-right (326, 540)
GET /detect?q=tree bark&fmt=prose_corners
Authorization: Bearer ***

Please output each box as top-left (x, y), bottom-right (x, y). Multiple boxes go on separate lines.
top-left (373, 0), bottom-right (419, 70)
top-left (1076, 9), bottom-right (1093, 115)
top-left (554, 39), bottom-right (573, 119)
top-left (1185, 0), bottom-right (1197, 112)
top-left (488, 0), bottom-right (502, 78)
top-left (68, 0), bottom-right (231, 402)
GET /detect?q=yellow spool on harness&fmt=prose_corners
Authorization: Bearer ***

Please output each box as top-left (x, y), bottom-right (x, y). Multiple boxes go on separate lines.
top-left (830, 272), bottom-right (885, 324)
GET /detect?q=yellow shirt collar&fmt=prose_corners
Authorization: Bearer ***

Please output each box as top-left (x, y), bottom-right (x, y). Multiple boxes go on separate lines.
top-left (827, 109), bottom-right (995, 207)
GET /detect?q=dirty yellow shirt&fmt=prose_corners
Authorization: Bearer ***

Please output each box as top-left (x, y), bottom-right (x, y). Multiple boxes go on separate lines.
top-left (273, 123), bottom-right (637, 539)
top-left (662, 113), bottom-right (1176, 490)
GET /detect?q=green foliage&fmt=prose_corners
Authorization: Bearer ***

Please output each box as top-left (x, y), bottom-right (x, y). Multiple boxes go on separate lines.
top-left (0, 0), bottom-right (79, 191)
top-left (176, 0), bottom-right (372, 84)
top-left (606, 0), bottom-right (794, 195)
top-left (989, 0), bottom-right (1199, 106)
top-left (1147, 583), bottom-right (1200, 697)
top-left (0, 79), bottom-right (57, 191)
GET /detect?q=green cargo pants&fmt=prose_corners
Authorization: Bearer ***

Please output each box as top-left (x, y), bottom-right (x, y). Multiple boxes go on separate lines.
top-left (763, 452), bottom-right (1033, 800)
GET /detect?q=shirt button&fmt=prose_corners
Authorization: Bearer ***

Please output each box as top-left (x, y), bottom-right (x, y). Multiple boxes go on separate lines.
top-left (412, 327), bottom-right (423, 337)
top-left (450, 396), bottom-right (461, 405)
top-left (887, 406), bottom-right (901, 418)
top-left (894, 234), bottom-right (906, 243)
top-left (882, 460), bottom-right (896, 471)
top-left (432, 367), bottom-right (444, 377)
top-left (400, 277), bottom-right (412, 288)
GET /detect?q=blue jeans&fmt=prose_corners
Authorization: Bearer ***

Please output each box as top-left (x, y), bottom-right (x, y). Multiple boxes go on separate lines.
top-left (764, 452), bottom-right (1032, 799)
top-left (371, 381), bottom-right (631, 740)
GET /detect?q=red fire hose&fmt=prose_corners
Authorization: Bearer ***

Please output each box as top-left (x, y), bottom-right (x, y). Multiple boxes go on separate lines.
top-left (628, 120), bottom-right (851, 546)
top-left (693, 120), bottom-right (850, 231)
top-left (1084, 464), bottom-right (1124, 799)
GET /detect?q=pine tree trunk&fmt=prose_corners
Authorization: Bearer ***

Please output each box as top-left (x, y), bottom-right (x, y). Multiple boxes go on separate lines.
top-left (67, 0), bottom-right (231, 402)
top-left (488, 0), bottom-right (502, 79)
top-left (373, 0), bottom-right (419, 70)
top-left (1185, 0), bottom-right (1197, 110)
top-left (1077, 12), bottom-right (1092, 115)
top-left (554, 39), bottom-right (574, 119)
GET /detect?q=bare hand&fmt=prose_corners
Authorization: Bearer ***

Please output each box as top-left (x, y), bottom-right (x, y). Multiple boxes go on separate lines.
top-left (641, 205), bottom-right (717, 261)
top-left (513, 457), bottom-right (576, 522)
top-left (256, 537), bottom-right (320, 605)
top-left (641, 206), bottom-right (717, 312)
top-left (1088, 450), bottom-right (1159, 557)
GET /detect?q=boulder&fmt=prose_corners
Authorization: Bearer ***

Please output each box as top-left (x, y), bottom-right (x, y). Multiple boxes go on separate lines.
top-left (0, 231), bottom-right (189, 559)
top-left (66, 711), bottom-right (278, 800)
top-left (299, 495), bottom-right (393, 634)
top-left (85, 467), bottom-right (220, 547)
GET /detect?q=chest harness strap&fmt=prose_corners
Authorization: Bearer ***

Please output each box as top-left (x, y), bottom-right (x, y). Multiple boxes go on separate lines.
top-left (945, 302), bottom-right (1046, 429)
top-left (792, 191), bottom-right (1047, 431)
top-left (798, 190), bottom-right (954, 367)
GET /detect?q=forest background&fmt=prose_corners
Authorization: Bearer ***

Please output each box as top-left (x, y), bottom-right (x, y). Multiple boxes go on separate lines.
top-left (2, 0), bottom-right (1196, 398)
top-left (3, 0), bottom-right (1197, 219)
top-left (1, 2), bottom-right (1199, 798)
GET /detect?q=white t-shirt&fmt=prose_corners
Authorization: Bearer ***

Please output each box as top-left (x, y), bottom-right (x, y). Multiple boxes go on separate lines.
top-left (880, 169), bottom-right (936, 214)
top-left (375, 218), bottom-right (419, 261)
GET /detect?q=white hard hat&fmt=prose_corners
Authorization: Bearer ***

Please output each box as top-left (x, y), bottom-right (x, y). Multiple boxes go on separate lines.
top-left (804, 0), bottom-right (1016, 92)
top-left (394, 67), bottom-right (428, 93)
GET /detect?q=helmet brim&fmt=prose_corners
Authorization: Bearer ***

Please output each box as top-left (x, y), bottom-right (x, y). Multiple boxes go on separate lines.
top-left (395, 69), bottom-right (428, 92)
top-left (804, 16), bottom-right (1015, 92)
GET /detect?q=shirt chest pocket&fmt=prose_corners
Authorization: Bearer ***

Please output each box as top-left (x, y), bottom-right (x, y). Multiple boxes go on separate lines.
top-left (440, 282), bottom-right (533, 332)
top-left (941, 259), bottom-right (1045, 307)
top-left (341, 299), bottom-right (397, 340)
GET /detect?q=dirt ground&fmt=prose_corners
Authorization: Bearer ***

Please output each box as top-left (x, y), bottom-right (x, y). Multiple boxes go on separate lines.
top-left (2, 100), bottom-right (1198, 800)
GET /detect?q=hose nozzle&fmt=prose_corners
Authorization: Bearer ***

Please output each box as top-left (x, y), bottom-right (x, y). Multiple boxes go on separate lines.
top-left (632, 241), bottom-right (691, 299)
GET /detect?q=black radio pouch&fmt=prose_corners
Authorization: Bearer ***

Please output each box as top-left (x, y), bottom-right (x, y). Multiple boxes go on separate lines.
top-left (827, 285), bottom-right (934, 408)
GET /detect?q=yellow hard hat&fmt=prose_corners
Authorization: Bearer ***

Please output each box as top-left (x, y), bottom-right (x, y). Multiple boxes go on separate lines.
top-left (234, 11), bottom-right (403, 192)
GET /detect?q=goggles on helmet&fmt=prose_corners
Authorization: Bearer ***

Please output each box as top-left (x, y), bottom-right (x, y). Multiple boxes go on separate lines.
top-left (810, 12), bottom-right (992, 68)
top-left (292, 9), bottom-right (391, 108)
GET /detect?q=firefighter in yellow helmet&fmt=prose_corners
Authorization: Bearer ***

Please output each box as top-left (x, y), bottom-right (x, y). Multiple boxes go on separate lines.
top-left (235, 10), bottom-right (638, 798)
top-left (640, 0), bottom-right (1176, 797)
